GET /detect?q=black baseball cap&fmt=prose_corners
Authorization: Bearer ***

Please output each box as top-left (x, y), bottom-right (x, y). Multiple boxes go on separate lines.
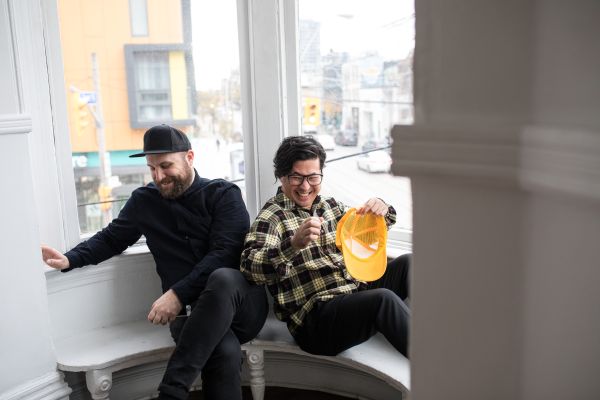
top-left (129, 124), bottom-right (191, 158)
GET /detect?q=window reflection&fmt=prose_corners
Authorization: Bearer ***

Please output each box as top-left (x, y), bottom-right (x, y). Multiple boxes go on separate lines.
top-left (299, 0), bottom-right (414, 231)
top-left (58, 0), bottom-right (243, 234)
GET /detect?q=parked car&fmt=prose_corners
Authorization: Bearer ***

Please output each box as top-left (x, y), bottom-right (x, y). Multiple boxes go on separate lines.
top-left (361, 137), bottom-right (391, 152)
top-left (334, 129), bottom-right (358, 146)
top-left (311, 133), bottom-right (336, 151)
top-left (356, 150), bottom-right (392, 173)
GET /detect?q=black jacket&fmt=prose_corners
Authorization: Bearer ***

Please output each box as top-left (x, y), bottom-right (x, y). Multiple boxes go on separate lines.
top-left (64, 171), bottom-right (250, 305)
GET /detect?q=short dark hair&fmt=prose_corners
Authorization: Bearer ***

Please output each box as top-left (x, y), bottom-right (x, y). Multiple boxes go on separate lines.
top-left (273, 136), bottom-right (326, 179)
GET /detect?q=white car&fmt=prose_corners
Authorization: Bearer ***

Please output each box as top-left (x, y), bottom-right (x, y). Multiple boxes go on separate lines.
top-left (314, 134), bottom-right (336, 151)
top-left (356, 150), bottom-right (392, 173)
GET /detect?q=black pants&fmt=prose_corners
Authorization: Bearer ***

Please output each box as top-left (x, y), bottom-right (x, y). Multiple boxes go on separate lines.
top-left (157, 268), bottom-right (268, 400)
top-left (293, 254), bottom-right (411, 357)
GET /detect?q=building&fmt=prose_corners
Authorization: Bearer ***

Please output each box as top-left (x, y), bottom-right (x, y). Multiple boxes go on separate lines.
top-left (58, 0), bottom-right (196, 231)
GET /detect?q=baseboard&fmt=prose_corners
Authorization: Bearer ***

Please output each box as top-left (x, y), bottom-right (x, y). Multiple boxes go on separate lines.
top-left (0, 371), bottom-right (71, 400)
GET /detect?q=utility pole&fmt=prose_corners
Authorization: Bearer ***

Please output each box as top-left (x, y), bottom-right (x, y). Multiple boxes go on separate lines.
top-left (90, 52), bottom-right (112, 225)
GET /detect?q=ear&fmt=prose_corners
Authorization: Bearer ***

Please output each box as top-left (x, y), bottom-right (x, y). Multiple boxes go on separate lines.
top-left (185, 150), bottom-right (194, 166)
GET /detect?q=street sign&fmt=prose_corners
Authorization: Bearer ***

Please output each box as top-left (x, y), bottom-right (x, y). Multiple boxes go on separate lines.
top-left (78, 91), bottom-right (97, 105)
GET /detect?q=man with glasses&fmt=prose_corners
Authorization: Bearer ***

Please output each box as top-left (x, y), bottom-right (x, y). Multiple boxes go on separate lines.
top-left (42, 125), bottom-right (268, 400)
top-left (241, 135), bottom-right (411, 358)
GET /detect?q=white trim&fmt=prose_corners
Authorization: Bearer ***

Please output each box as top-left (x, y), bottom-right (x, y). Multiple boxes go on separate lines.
top-left (237, 0), bottom-right (260, 219)
top-left (1, 1), bottom-right (22, 114)
top-left (238, 0), bottom-right (296, 219)
top-left (391, 123), bottom-right (600, 202)
top-left (387, 228), bottom-right (413, 257)
top-left (40, 0), bottom-right (80, 247)
top-left (0, 372), bottom-right (71, 400)
top-left (0, 114), bottom-right (31, 135)
top-left (521, 125), bottom-right (600, 201)
top-left (412, 0), bottom-right (430, 125)
top-left (10, 0), bottom-right (79, 251)
top-left (281, 0), bottom-right (301, 137)
top-left (391, 123), bottom-right (521, 185)
top-left (45, 249), bottom-right (154, 295)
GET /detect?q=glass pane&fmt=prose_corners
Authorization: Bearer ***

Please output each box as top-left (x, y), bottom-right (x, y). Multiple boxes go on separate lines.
top-left (299, 0), bottom-right (415, 233)
top-left (129, 0), bottom-right (148, 36)
top-left (139, 105), bottom-right (171, 121)
top-left (57, 0), bottom-right (244, 235)
top-left (134, 52), bottom-right (170, 90)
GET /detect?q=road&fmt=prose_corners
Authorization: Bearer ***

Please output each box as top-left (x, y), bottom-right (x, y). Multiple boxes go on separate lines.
top-left (321, 145), bottom-right (412, 230)
top-left (193, 138), bottom-right (413, 230)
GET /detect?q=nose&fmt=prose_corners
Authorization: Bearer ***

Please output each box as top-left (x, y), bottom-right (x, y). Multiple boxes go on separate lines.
top-left (299, 178), bottom-right (311, 190)
top-left (153, 168), bottom-right (165, 182)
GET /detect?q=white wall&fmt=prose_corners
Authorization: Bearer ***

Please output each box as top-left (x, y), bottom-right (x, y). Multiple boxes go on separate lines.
top-left (0, 128), bottom-right (63, 395)
top-left (393, 0), bottom-right (600, 399)
top-left (0, 0), bottom-right (69, 398)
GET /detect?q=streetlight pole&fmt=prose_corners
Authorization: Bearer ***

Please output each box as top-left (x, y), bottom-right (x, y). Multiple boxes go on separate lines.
top-left (90, 52), bottom-right (112, 225)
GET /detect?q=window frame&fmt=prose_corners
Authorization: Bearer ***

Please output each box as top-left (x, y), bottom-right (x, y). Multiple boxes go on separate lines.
top-left (124, 44), bottom-right (195, 129)
top-left (40, 0), bottom-right (82, 249)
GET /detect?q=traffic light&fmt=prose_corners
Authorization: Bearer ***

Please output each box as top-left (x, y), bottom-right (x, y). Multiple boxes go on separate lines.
top-left (98, 184), bottom-right (112, 212)
top-left (71, 92), bottom-right (91, 136)
top-left (303, 97), bottom-right (321, 128)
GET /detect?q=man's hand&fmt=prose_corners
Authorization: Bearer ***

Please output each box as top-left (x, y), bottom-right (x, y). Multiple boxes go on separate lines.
top-left (356, 198), bottom-right (388, 216)
top-left (291, 216), bottom-right (323, 250)
top-left (41, 245), bottom-right (70, 270)
top-left (148, 289), bottom-right (183, 325)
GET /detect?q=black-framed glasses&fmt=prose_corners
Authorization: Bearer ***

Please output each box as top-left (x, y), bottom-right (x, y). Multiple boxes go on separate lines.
top-left (286, 173), bottom-right (323, 186)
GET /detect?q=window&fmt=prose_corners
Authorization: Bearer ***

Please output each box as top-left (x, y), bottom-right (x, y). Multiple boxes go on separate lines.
top-left (125, 46), bottom-right (171, 126)
top-left (47, 0), bottom-right (411, 248)
top-left (134, 52), bottom-right (171, 120)
top-left (129, 0), bottom-right (148, 37)
top-left (298, 0), bottom-right (415, 251)
top-left (56, 0), bottom-right (244, 235)
top-left (125, 44), bottom-right (194, 128)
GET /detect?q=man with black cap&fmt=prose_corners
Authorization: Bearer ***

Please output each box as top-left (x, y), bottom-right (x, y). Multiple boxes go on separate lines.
top-left (41, 124), bottom-right (268, 400)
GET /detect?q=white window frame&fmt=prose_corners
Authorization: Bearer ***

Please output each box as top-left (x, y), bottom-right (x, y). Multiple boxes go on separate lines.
top-left (237, 0), bottom-right (301, 219)
top-left (36, 0), bottom-right (80, 250)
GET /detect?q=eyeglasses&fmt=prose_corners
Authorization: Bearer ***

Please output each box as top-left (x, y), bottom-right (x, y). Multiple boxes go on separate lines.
top-left (286, 173), bottom-right (323, 186)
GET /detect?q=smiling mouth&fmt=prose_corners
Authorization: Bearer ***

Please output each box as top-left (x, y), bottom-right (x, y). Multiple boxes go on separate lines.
top-left (296, 190), bottom-right (312, 198)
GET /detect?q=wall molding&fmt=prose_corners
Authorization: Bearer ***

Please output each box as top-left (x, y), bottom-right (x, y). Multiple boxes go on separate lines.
top-left (391, 123), bottom-right (600, 201)
top-left (520, 125), bottom-right (600, 201)
top-left (0, 372), bottom-right (71, 400)
top-left (391, 123), bottom-right (522, 185)
top-left (0, 114), bottom-right (32, 135)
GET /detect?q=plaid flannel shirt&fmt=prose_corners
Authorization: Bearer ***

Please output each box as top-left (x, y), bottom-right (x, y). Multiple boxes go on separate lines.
top-left (240, 188), bottom-right (396, 334)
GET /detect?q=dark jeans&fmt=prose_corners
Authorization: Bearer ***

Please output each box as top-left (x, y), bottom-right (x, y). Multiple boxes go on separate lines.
top-left (157, 268), bottom-right (268, 400)
top-left (293, 254), bottom-right (411, 357)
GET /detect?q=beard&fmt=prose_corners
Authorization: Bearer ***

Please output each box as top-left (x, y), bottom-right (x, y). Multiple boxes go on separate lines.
top-left (156, 168), bottom-right (194, 199)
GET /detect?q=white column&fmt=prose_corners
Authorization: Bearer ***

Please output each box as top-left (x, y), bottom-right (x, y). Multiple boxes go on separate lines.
top-left (393, 0), bottom-right (600, 399)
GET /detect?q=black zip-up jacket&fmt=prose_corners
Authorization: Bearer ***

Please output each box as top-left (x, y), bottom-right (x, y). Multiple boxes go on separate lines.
top-left (64, 171), bottom-right (250, 305)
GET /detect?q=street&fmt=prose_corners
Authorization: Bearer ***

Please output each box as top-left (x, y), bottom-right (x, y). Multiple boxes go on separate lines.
top-left (321, 145), bottom-right (412, 230)
top-left (192, 138), bottom-right (412, 230)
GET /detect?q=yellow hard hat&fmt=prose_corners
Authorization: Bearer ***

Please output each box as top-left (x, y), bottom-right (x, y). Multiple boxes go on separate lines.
top-left (336, 208), bottom-right (387, 282)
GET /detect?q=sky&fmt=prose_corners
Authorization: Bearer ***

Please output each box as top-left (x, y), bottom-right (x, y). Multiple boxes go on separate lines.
top-left (191, 0), bottom-right (414, 90)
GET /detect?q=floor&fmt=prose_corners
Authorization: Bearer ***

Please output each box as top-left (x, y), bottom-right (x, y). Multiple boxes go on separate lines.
top-left (189, 386), bottom-right (351, 399)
